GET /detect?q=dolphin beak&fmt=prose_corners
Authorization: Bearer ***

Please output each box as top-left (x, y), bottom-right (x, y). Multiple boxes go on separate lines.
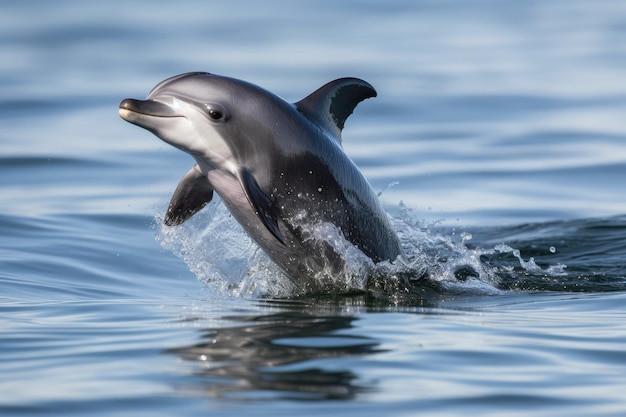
top-left (118, 98), bottom-right (179, 119)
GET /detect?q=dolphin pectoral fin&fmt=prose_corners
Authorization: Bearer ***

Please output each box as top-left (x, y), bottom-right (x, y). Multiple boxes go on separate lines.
top-left (238, 168), bottom-right (285, 245)
top-left (294, 78), bottom-right (377, 144)
top-left (164, 166), bottom-right (214, 226)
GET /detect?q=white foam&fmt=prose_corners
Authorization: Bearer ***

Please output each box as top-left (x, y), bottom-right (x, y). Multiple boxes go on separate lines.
top-left (155, 199), bottom-right (567, 299)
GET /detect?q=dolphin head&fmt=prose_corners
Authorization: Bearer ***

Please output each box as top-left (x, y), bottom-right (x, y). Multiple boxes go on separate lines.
top-left (119, 72), bottom-right (261, 173)
top-left (119, 72), bottom-right (300, 241)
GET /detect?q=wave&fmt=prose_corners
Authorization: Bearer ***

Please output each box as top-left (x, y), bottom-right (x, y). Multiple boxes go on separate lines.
top-left (154, 197), bottom-right (614, 301)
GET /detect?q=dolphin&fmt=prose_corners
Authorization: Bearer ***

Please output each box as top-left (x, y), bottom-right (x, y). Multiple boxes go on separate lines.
top-left (119, 72), bottom-right (403, 291)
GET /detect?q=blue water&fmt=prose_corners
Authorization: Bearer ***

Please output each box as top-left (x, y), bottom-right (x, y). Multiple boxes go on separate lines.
top-left (2, 1), bottom-right (626, 415)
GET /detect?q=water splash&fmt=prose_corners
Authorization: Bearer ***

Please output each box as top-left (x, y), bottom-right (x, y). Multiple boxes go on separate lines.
top-left (491, 243), bottom-right (568, 277)
top-left (387, 202), bottom-right (502, 295)
top-left (155, 199), bottom-right (567, 299)
top-left (377, 181), bottom-right (400, 197)
top-left (155, 198), bottom-right (295, 298)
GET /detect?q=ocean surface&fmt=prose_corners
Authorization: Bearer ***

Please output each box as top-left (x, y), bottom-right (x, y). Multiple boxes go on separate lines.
top-left (2, 1), bottom-right (626, 416)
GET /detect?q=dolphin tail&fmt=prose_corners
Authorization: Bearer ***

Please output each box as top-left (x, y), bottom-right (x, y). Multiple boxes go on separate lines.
top-left (164, 165), bottom-right (214, 226)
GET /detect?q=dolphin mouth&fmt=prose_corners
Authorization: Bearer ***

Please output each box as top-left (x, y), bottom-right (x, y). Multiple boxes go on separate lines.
top-left (118, 98), bottom-right (180, 118)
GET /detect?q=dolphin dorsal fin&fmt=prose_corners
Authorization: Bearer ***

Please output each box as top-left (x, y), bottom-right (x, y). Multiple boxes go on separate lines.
top-left (294, 78), bottom-right (377, 145)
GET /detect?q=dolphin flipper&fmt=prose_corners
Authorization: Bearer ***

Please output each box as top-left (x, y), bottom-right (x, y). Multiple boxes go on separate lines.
top-left (294, 78), bottom-right (377, 144)
top-left (238, 167), bottom-right (285, 245)
top-left (164, 165), bottom-right (214, 226)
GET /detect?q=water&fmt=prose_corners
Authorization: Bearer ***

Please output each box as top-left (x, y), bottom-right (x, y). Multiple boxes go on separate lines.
top-left (2, 1), bottom-right (626, 415)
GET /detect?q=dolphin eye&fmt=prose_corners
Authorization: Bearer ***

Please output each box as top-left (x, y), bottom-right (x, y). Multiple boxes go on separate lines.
top-left (205, 103), bottom-right (228, 122)
top-left (208, 109), bottom-right (223, 120)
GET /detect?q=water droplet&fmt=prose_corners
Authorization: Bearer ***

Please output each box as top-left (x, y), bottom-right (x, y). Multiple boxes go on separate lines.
top-left (549, 246), bottom-right (556, 254)
top-left (460, 232), bottom-right (472, 243)
top-left (317, 187), bottom-right (322, 192)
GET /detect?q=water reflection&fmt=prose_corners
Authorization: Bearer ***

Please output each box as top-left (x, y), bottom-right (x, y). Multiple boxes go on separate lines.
top-left (166, 308), bottom-right (383, 400)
